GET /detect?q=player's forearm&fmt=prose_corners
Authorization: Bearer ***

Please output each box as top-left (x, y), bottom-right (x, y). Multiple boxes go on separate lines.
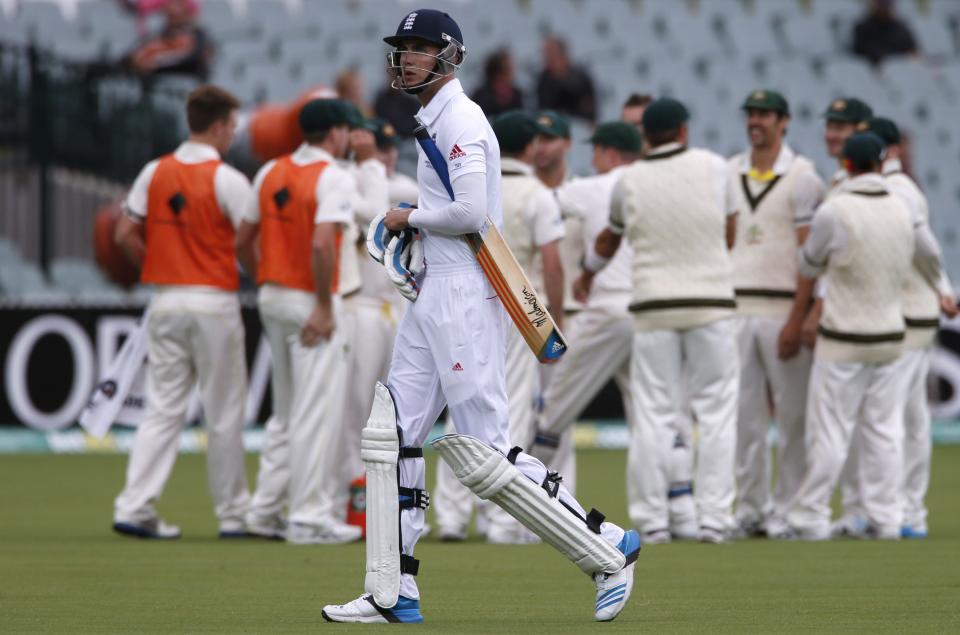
top-left (114, 216), bottom-right (145, 268)
top-left (914, 223), bottom-right (947, 292)
top-left (311, 225), bottom-right (338, 307)
top-left (541, 243), bottom-right (565, 322)
top-left (235, 221), bottom-right (259, 279)
top-left (408, 171), bottom-right (486, 234)
top-left (787, 274), bottom-right (815, 324)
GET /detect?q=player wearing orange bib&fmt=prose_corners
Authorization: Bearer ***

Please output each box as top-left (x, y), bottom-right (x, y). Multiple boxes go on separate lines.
top-left (237, 98), bottom-right (363, 544)
top-left (112, 85), bottom-right (253, 539)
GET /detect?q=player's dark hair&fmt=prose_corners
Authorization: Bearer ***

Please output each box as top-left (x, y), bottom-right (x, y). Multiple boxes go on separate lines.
top-left (846, 158), bottom-right (881, 174)
top-left (484, 49), bottom-right (512, 82)
top-left (645, 127), bottom-right (682, 147)
top-left (623, 93), bottom-right (653, 109)
top-left (186, 84), bottom-right (240, 134)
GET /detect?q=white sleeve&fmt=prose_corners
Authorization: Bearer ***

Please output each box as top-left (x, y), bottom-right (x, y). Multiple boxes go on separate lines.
top-left (315, 164), bottom-right (355, 225)
top-left (791, 168), bottom-right (826, 227)
top-left (244, 160), bottom-right (276, 224)
top-left (608, 177), bottom-right (627, 235)
top-left (913, 222), bottom-right (947, 292)
top-left (352, 158), bottom-right (390, 226)
top-left (444, 127), bottom-right (488, 179)
top-left (123, 159), bottom-right (161, 222)
top-left (528, 187), bottom-right (565, 247)
top-left (407, 170), bottom-right (487, 234)
top-left (798, 202), bottom-right (845, 277)
top-left (215, 164), bottom-right (254, 229)
top-left (712, 155), bottom-right (737, 216)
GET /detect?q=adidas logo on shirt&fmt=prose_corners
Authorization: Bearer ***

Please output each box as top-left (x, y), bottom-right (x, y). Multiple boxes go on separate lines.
top-left (449, 144), bottom-right (466, 160)
top-left (452, 362), bottom-right (464, 371)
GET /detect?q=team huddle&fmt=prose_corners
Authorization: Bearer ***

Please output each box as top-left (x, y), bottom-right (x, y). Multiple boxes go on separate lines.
top-left (106, 6), bottom-right (954, 625)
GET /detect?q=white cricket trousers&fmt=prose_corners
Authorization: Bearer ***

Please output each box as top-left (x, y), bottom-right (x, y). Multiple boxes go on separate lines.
top-left (897, 347), bottom-right (933, 528)
top-left (334, 296), bottom-right (398, 519)
top-left (247, 285), bottom-right (353, 528)
top-left (114, 300), bottom-right (249, 527)
top-left (627, 319), bottom-right (739, 534)
top-left (386, 262), bottom-right (622, 601)
top-left (788, 359), bottom-right (903, 535)
top-left (433, 325), bottom-right (577, 536)
top-left (734, 315), bottom-right (811, 526)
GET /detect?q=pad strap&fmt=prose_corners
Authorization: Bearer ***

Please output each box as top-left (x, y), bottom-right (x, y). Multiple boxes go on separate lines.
top-left (399, 447), bottom-right (423, 459)
top-left (398, 487), bottom-right (430, 510)
top-left (506, 446), bottom-right (523, 464)
top-left (586, 508), bottom-right (605, 534)
top-left (400, 554), bottom-right (420, 576)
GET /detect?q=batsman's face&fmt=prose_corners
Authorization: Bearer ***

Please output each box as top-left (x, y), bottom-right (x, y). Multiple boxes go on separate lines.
top-left (824, 120), bottom-right (857, 159)
top-left (534, 135), bottom-right (570, 171)
top-left (393, 38), bottom-right (442, 87)
top-left (745, 108), bottom-right (785, 149)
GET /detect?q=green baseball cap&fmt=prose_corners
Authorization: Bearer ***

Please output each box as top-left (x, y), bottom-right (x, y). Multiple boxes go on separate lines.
top-left (859, 116), bottom-right (901, 145)
top-left (534, 110), bottom-right (571, 138)
top-left (741, 89), bottom-right (790, 116)
top-left (493, 110), bottom-right (542, 154)
top-left (823, 97), bottom-right (873, 124)
top-left (641, 97), bottom-right (690, 133)
top-left (299, 99), bottom-right (359, 134)
top-left (842, 132), bottom-right (886, 164)
top-left (588, 121), bottom-right (643, 152)
top-left (363, 117), bottom-right (400, 149)
top-left (341, 101), bottom-right (366, 129)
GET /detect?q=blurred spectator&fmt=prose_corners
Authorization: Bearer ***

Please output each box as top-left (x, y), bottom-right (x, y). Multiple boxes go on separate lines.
top-left (471, 49), bottom-right (525, 118)
top-left (336, 68), bottom-right (373, 117)
top-left (621, 93), bottom-right (653, 132)
top-left (535, 36), bottom-right (596, 122)
top-left (852, 0), bottom-right (918, 65)
top-left (121, 0), bottom-right (212, 79)
top-left (373, 75), bottom-right (421, 138)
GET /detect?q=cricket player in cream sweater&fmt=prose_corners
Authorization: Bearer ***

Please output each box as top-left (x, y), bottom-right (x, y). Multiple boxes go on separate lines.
top-left (533, 121), bottom-right (696, 539)
top-left (863, 117), bottom-right (956, 538)
top-left (322, 9), bottom-right (640, 624)
top-left (728, 90), bottom-right (825, 539)
top-left (576, 98), bottom-right (739, 544)
top-left (785, 133), bottom-right (947, 540)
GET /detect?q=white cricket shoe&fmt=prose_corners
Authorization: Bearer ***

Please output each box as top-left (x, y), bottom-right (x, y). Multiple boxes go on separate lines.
top-left (322, 594), bottom-right (424, 624)
top-left (670, 518), bottom-right (699, 541)
top-left (438, 524), bottom-right (468, 542)
top-left (245, 514), bottom-right (286, 540)
top-left (831, 515), bottom-right (868, 538)
top-left (593, 529), bottom-right (641, 622)
top-left (113, 518), bottom-right (181, 540)
top-left (641, 528), bottom-right (672, 545)
top-left (286, 520), bottom-right (362, 545)
top-left (698, 526), bottom-right (728, 544)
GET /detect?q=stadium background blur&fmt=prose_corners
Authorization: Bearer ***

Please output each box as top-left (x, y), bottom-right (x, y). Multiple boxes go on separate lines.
top-left (2, 0), bottom-right (960, 436)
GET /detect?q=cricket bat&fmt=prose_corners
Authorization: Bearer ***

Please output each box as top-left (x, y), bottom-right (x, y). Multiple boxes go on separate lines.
top-left (413, 121), bottom-right (567, 363)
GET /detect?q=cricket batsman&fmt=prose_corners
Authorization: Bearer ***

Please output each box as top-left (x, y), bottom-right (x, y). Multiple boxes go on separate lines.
top-left (322, 9), bottom-right (640, 624)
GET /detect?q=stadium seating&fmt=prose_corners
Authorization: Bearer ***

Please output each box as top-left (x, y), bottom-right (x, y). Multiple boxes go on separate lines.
top-left (1, 0), bottom-right (960, 296)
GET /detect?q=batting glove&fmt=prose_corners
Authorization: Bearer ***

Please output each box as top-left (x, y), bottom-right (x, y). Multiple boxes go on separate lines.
top-left (384, 229), bottom-right (423, 302)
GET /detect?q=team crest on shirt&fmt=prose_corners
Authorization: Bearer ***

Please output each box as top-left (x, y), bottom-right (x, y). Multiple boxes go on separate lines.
top-left (449, 144), bottom-right (466, 160)
top-left (747, 224), bottom-right (763, 245)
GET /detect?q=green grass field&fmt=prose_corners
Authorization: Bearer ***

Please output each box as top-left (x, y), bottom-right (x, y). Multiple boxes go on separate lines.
top-left (2, 448), bottom-right (959, 633)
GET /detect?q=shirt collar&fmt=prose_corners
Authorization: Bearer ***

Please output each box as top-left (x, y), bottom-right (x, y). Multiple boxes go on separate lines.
top-left (883, 157), bottom-right (904, 175)
top-left (175, 141), bottom-right (220, 161)
top-left (293, 143), bottom-right (337, 165)
top-left (646, 141), bottom-right (684, 158)
top-left (739, 143), bottom-right (795, 175)
top-left (416, 78), bottom-right (464, 128)
top-left (501, 157), bottom-right (533, 175)
top-left (842, 172), bottom-right (887, 193)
